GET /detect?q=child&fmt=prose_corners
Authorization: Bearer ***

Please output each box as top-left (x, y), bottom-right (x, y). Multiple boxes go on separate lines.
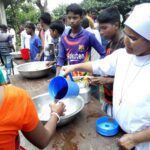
top-left (56, 3), bottom-right (105, 76)
top-left (0, 82), bottom-right (65, 149)
top-left (0, 24), bottom-right (15, 83)
top-left (25, 22), bottom-right (43, 61)
top-left (49, 20), bottom-right (65, 60)
top-left (61, 3), bottom-right (150, 149)
top-left (90, 6), bottom-right (125, 114)
top-left (98, 6), bottom-right (124, 54)
top-left (39, 12), bottom-right (54, 61)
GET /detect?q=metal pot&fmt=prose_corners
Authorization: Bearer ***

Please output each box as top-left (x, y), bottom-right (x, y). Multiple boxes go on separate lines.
top-left (32, 93), bottom-right (84, 126)
top-left (16, 61), bottom-right (54, 78)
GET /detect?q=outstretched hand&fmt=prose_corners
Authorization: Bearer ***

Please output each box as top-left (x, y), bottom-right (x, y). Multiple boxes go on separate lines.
top-left (60, 65), bottom-right (75, 76)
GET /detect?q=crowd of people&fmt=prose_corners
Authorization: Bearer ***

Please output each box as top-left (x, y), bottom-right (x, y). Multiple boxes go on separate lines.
top-left (0, 2), bottom-right (150, 150)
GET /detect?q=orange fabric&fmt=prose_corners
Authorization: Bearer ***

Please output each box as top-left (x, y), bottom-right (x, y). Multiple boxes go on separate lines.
top-left (0, 85), bottom-right (39, 150)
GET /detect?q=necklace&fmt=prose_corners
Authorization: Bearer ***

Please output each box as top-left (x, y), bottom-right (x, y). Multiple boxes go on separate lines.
top-left (119, 56), bottom-right (150, 106)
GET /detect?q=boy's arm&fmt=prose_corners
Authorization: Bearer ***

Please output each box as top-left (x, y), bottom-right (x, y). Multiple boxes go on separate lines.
top-left (35, 46), bottom-right (43, 61)
top-left (90, 33), bottom-right (106, 58)
top-left (21, 90), bottom-right (65, 149)
top-left (35, 38), bottom-right (43, 60)
top-left (22, 104), bottom-right (65, 149)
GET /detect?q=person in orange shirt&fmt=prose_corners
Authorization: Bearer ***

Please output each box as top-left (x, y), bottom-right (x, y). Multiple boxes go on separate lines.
top-left (0, 83), bottom-right (65, 149)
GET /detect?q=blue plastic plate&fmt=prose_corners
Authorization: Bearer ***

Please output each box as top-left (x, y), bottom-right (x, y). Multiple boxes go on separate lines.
top-left (96, 116), bottom-right (119, 136)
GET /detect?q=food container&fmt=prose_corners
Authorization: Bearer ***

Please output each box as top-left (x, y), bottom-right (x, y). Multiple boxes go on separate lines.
top-left (20, 48), bottom-right (30, 60)
top-left (73, 76), bottom-right (91, 104)
top-left (16, 61), bottom-right (54, 79)
top-left (79, 86), bottom-right (91, 104)
top-left (32, 93), bottom-right (84, 126)
top-left (76, 81), bottom-right (90, 104)
top-left (48, 73), bottom-right (79, 100)
top-left (96, 116), bottom-right (119, 136)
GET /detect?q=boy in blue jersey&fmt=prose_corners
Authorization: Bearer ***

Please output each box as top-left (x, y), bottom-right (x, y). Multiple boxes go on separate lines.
top-left (56, 3), bottom-right (106, 76)
top-left (26, 23), bottom-right (42, 61)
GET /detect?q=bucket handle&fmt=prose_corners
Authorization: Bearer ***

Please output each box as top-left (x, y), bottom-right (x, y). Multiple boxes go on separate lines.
top-left (59, 72), bottom-right (74, 81)
top-left (68, 72), bottom-right (74, 81)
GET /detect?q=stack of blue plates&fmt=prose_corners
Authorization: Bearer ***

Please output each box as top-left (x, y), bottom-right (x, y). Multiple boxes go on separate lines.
top-left (96, 116), bottom-right (119, 136)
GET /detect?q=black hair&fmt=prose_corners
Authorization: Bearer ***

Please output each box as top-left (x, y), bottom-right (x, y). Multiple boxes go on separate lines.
top-left (25, 22), bottom-right (35, 31)
top-left (58, 15), bottom-right (66, 24)
top-left (97, 6), bottom-right (120, 24)
top-left (0, 24), bottom-right (7, 31)
top-left (49, 21), bottom-right (65, 35)
top-left (66, 3), bottom-right (83, 16)
top-left (89, 8), bottom-right (97, 14)
top-left (81, 17), bottom-right (89, 29)
top-left (39, 12), bottom-right (51, 25)
top-left (82, 9), bottom-right (87, 16)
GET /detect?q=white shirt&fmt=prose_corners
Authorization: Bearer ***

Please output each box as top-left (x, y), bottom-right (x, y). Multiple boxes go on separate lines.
top-left (86, 27), bottom-right (102, 60)
top-left (7, 28), bottom-right (16, 45)
top-left (44, 29), bottom-right (53, 51)
top-left (43, 29), bottom-right (53, 59)
top-left (20, 30), bottom-right (31, 49)
top-left (86, 27), bottom-right (101, 44)
top-left (92, 48), bottom-right (150, 150)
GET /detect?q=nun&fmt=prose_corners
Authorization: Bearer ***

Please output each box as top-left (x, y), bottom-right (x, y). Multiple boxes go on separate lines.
top-left (60, 3), bottom-right (150, 150)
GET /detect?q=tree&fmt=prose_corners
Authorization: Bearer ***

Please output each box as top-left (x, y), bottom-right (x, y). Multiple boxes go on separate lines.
top-left (1, 0), bottom-right (48, 26)
top-left (27, 0), bottom-right (49, 13)
top-left (6, 1), bottom-right (40, 29)
top-left (80, 0), bottom-right (101, 11)
top-left (52, 4), bottom-right (67, 20)
top-left (0, 0), bottom-right (7, 24)
top-left (0, 0), bottom-right (26, 25)
top-left (81, 0), bottom-right (150, 20)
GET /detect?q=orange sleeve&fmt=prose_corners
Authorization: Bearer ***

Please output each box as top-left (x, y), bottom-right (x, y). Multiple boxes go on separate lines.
top-left (0, 85), bottom-right (39, 148)
top-left (20, 91), bottom-right (39, 132)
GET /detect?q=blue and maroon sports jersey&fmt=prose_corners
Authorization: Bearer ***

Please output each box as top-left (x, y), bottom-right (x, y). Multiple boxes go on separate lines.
top-left (57, 27), bottom-right (105, 68)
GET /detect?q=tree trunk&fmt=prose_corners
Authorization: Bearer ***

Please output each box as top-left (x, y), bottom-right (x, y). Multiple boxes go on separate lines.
top-left (0, 0), bottom-right (7, 24)
top-left (35, 0), bottom-right (49, 13)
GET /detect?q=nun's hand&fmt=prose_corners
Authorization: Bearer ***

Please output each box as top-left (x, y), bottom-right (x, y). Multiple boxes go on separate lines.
top-left (118, 133), bottom-right (136, 150)
top-left (60, 65), bottom-right (75, 76)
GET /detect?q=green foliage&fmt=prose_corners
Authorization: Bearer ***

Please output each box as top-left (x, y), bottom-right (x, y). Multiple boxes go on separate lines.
top-left (5, 0), bottom-right (40, 48)
top-left (80, 0), bottom-right (102, 11)
top-left (95, 0), bottom-right (137, 16)
top-left (81, 0), bottom-right (149, 17)
top-left (52, 4), bottom-right (67, 20)
top-left (6, 2), bottom-right (40, 30)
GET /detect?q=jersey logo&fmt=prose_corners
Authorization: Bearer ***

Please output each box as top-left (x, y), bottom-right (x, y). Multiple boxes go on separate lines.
top-left (79, 45), bottom-right (84, 51)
